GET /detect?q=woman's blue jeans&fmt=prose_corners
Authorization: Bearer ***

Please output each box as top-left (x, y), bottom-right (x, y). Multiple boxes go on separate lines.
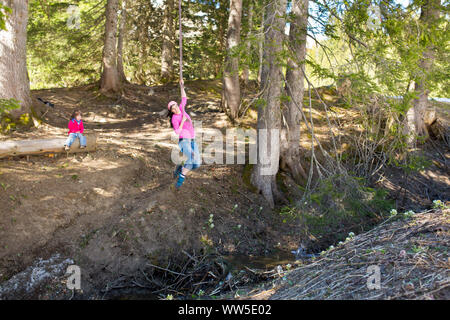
top-left (65, 133), bottom-right (87, 147)
top-left (179, 138), bottom-right (201, 170)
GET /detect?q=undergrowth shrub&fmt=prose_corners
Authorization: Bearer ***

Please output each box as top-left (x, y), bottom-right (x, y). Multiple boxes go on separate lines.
top-left (279, 174), bottom-right (394, 249)
top-left (0, 98), bottom-right (21, 133)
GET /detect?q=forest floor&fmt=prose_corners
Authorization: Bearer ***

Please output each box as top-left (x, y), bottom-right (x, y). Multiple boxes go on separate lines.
top-left (0, 80), bottom-right (448, 299)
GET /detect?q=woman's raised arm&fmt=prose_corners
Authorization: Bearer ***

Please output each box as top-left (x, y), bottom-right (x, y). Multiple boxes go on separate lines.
top-left (180, 79), bottom-right (187, 99)
top-left (179, 79), bottom-right (188, 113)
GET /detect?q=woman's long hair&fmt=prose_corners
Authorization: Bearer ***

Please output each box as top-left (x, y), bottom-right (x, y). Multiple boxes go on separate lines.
top-left (167, 108), bottom-right (174, 128)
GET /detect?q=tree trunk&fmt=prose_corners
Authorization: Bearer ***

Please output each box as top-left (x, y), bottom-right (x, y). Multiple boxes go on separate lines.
top-left (215, 0), bottom-right (228, 78)
top-left (160, 0), bottom-right (175, 83)
top-left (0, 0), bottom-right (32, 118)
top-left (251, 0), bottom-right (287, 208)
top-left (280, 0), bottom-right (308, 183)
top-left (257, 0), bottom-right (265, 85)
top-left (222, 0), bottom-right (243, 121)
top-left (117, 0), bottom-right (128, 84)
top-left (100, 0), bottom-right (121, 93)
top-left (242, 1), bottom-right (253, 87)
top-left (405, 0), bottom-right (441, 143)
top-left (412, 0), bottom-right (441, 139)
top-left (136, 26), bottom-right (147, 85)
top-left (0, 134), bottom-right (97, 158)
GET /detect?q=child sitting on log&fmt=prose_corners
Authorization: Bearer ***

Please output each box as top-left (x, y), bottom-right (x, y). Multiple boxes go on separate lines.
top-left (64, 110), bottom-right (87, 151)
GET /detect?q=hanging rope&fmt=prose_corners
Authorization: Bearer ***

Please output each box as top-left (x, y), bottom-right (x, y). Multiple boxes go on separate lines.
top-left (178, 0), bottom-right (183, 81)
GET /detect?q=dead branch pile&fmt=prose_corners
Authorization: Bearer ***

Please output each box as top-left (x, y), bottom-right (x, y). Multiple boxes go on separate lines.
top-left (264, 208), bottom-right (449, 300)
top-left (101, 250), bottom-right (272, 299)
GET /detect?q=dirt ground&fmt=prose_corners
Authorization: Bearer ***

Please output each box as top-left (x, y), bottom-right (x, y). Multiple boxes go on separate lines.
top-left (0, 80), bottom-right (448, 299)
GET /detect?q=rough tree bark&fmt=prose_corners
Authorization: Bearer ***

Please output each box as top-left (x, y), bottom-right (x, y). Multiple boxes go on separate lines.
top-left (100, 0), bottom-right (121, 93)
top-left (242, 1), bottom-right (253, 87)
top-left (0, 0), bottom-right (32, 118)
top-left (160, 0), bottom-right (175, 83)
top-left (411, 0), bottom-right (441, 140)
top-left (257, 0), bottom-right (265, 85)
top-left (222, 0), bottom-right (243, 121)
top-left (280, 0), bottom-right (308, 183)
top-left (117, 0), bottom-right (128, 84)
top-left (215, 0), bottom-right (228, 78)
top-left (251, 0), bottom-right (287, 208)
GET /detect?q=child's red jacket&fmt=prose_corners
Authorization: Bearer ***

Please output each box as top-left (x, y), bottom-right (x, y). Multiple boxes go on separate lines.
top-left (68, 119), bottom-right (84, 135)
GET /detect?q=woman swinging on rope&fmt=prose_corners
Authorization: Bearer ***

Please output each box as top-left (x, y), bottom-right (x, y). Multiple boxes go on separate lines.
top-left (167, 79), bottom-right (201, 189)
top-left (166, 0), bottom-right (200, 189)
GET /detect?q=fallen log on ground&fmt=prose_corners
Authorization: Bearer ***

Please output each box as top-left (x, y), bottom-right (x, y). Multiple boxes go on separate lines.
top-left (0, 134), bottom-right (97, 158)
